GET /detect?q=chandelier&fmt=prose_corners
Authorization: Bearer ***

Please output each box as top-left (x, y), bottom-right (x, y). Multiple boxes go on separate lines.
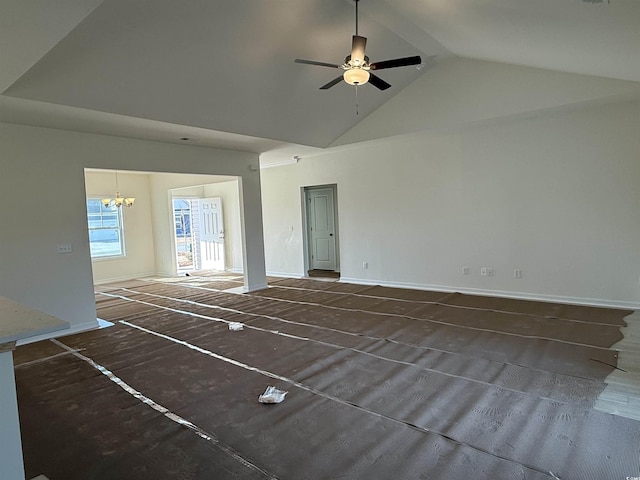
top-left (101, 170), bottom-right (135, 208)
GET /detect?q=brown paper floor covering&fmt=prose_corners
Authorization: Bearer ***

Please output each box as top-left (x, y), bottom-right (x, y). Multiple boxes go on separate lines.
top-left (14, 273), bottom-right (640, 479)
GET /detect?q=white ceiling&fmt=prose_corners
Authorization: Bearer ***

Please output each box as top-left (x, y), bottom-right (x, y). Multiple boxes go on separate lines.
top-left (2, 0), bottom-right (639, 153)
top-left (389, 0), bottom-right (640, 82)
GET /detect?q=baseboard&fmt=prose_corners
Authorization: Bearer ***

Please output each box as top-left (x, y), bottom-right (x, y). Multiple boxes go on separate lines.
top-left (97, 318), bottom-right (115, 328)
top-left (100, 269), bottom-right (639, 310)
top-left (337, 277), bottom-right (640, 310)
top-left (266, 271), bottom-right (304, 278)
top-left (93, 271), bottom-right (157, 285)
top-left (16, 320), bottom-right (100, 346)
top-left (225, 283), bottom-right (269, 294)
top-left (216, 269), bottom-right (299, 278)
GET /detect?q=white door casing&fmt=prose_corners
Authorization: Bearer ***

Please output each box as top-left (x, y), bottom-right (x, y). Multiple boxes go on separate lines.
top-left (307, 187), bottom-right (337, 271)
top-left (199, 197), bottom-right (225, 270)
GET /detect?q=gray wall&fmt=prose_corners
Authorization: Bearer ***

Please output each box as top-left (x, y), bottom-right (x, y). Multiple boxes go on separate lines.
top-left (0, 123), bottom-right (265, 335)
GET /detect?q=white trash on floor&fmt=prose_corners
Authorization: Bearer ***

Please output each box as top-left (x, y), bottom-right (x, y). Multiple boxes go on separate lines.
top-left (258, 386), bottom-right (288, 404)
top-left (228, 322), bottom-right (244, 331)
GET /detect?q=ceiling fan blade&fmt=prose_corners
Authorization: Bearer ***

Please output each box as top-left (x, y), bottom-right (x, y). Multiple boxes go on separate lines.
top-left (351, 35), bottom-right (367, 66)
top-left (295, 59), bottom-right (341, 69)
top-left (369, 55), bottom-right (422, 70)
top-left (368, 73), bottom-right (391, 91)
top-left (320, 76), bottom-right (344, 90)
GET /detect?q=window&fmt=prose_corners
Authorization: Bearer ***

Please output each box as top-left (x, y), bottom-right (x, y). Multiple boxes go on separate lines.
top-left (87, 198), bottom-right (125, 258)
top-left (174, 199), bottom-right (192, 236)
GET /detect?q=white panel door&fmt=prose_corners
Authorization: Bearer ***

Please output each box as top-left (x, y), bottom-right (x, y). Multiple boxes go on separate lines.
top-left (308, 188), bottom-right (336, 270)
top-left (199, 197), bottom-right (225, 270)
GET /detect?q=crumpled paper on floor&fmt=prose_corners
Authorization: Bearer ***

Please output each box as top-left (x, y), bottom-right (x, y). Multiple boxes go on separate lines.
top-left (258, 386), bottom-right (288, 404)
top-left (228, 322), bottom-right (244, 331)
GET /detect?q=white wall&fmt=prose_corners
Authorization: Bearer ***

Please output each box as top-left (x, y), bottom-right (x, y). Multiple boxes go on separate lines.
top-left (0, 123), bottom-right (264, 334)
top-left (261, 98), bottom-right (640, 308)
top-left (148, 174), bottom-right (241, 276)
top-left (0, 351), bottom-right (25, 480)
top-left (85, 172), bottom-right (242, 282)
top-left (85, 171), bottom-right (156, 283)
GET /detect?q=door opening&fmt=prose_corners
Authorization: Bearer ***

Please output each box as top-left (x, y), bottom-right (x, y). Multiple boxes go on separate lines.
top-left (173, 197), bottom-right (225, 273)
top-left (173, 199), bottom-right (196, 272)
top-left (304, 185), bottom-right (339, 277)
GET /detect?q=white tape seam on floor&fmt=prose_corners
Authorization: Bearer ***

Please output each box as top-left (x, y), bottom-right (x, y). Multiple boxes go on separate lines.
top-left (49, 338), bottom-right (278, 480)
top-left (120, 319), bottom-right (557, 479)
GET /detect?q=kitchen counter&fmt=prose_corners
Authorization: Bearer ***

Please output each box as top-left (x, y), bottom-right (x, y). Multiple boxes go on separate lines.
top-left (0, 296), bottom-right (70, 346)
top-left (1, 296), bottom-right (70, 480)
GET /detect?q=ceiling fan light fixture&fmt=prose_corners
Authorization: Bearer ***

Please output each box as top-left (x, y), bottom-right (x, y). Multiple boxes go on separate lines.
top-left (343, 68), bottom-right (370, 86)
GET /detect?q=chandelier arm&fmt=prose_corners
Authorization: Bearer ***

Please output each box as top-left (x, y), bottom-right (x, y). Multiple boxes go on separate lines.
top-left (102, 170), bottom-right (136, 208)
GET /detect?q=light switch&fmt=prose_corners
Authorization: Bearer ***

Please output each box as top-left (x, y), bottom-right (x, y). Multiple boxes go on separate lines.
top-left (57, 244), bottom-right (73, 254)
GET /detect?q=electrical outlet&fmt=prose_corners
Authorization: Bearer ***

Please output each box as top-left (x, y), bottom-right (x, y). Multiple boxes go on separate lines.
top-left (486, 267), bottom-right (494, 277)
top-left (462, 266), bottom-right (470, 275)
top-left (363, 262), bottom-right (368, 269)
top-left (514, 269), bottom-right (522, 279)
top-left (480, 267), bottom-right (487, 276)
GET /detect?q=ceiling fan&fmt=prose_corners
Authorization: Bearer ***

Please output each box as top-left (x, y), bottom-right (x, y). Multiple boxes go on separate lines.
top-left (295, 0), bottom-right (422, 91)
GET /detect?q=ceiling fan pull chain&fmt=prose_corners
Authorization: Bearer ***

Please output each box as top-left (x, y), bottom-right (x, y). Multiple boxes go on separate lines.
top-left (355, 84), bottom-right (359, 115)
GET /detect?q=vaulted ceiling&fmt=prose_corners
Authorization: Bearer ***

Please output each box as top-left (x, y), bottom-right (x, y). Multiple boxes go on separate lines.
top-left (2, 0), bottom-right (640, 153)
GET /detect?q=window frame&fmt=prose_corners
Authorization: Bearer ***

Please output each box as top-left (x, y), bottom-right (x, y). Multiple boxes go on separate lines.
top-left (86, 198), bottom-right (126, 259)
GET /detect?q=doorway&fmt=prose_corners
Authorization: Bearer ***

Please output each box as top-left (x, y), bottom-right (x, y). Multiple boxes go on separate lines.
top-left (173, 198), bottom-right (195, 272)
top-left (172, 197), bottom-right (225, 272)
top-left (304, 185), bottom-right (339, 277)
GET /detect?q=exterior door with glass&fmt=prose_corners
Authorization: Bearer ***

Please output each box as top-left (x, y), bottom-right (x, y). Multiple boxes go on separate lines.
top-left (199, 197), bottom-right (225, 270)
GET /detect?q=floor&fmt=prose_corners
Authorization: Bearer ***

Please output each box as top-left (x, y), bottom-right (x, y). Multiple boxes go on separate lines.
top-left (306, 269), bottom-right (340, 279)
top-left (13, 272), bottom-right (640, 479)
